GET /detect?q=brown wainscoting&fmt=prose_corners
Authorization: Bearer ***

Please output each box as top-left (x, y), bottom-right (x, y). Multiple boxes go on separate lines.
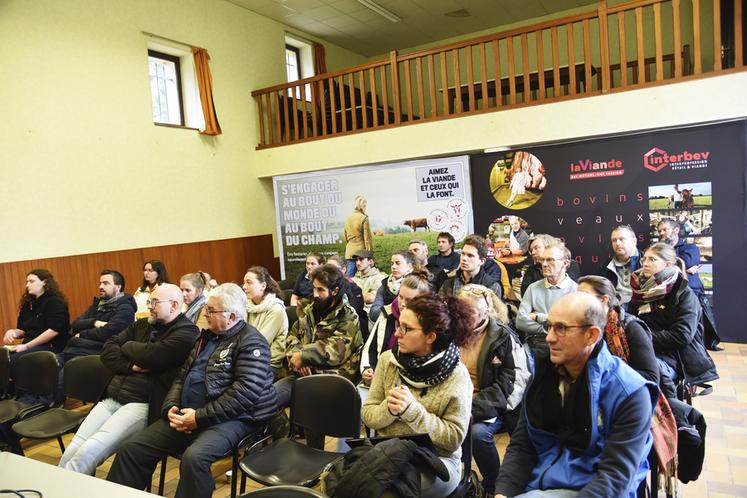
top-left (0, 234), bottom-right (278, 331)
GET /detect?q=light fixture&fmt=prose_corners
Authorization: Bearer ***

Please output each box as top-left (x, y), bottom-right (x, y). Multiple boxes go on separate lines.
top-left (357, 0), bottom-right (401, 23)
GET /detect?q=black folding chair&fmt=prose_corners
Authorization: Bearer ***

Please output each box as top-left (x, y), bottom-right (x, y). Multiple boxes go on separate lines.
top-left (0, 351), bottom-right (58, 427)
top-left (0, 348), bottom-right (10, 398)
top-left (285, 306), bottom-right (298, 330)
top-left (11, 355), bottom-right (111, 454)
top-left (239, 485), bottom-right (327, 497)
top-left (238, 375), bottom-right (361, 491)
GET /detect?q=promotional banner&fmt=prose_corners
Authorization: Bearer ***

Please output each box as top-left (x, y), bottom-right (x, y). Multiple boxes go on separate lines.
top-left (274, 156), bottom-right (473, 279)
top-left (470, 120), bottom-right (747, 342)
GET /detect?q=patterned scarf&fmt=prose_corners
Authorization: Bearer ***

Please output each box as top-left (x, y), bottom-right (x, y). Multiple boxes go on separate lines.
top-left (184, 294), bottom-right (207, 324)
top-left (604, 308), bottom-right (630, 362)
top-left (630, 266), bottom-right (679, 307)
top-left (386, 274), bottom-right (404, 297)
top-left (390, 341), bottom-right (461, 389)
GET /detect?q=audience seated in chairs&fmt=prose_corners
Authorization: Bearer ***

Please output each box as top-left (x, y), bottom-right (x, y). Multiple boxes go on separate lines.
top-left (327, 255), bottom-right (368, 340)
top-left (629, 243), bottom-right (718, 399)
top-left (243, 266), bottom-right (289, 378)
top-left (106, 283), bottom-right (278, 498)
top-left (359, 270), bottom-right (432, 404)
top-left (180, 272), bottom-right (210, 330)
top-left (361, 293), bottom-right (473, 498)
top-left (520, 234), bottom-right (581, 297)
top-left (495, 293), bottom-right (658, 498)
top-left (439, 234), bottom-right (503, 300)
top-left (59, 284), bottom-right (198, 475)
top-left (290, 252), bottom-right (325, 308)
top-left (456, 284), bottom-right (529, 497)
top-left (132, 260), bottom-right (170, 320)
top-left (369, 250), bottom-right (415, 323)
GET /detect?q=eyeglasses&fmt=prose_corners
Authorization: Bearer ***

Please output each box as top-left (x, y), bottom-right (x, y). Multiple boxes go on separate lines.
top-left (396, 323), bottom-right (422, 336)
top-left (546, 322), bottom-right (591, 336)
top-left (146, 299), bottom-right (174, 308)
top-left (461, 284), bottom-right (492, 306)
top-left (539, 257), bottom-right (567, 265)
top-left (205, 308), bottom-right (230, 316)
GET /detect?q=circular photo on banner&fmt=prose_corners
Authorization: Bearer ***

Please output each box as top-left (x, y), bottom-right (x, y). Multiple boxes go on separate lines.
top-left (489, 151), bottom-right (547, 209)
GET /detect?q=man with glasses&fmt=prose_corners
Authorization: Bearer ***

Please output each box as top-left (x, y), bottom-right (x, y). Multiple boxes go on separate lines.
top-left (108, 283), bottom-right (278, 498)
top-left (495, 292), bottom-right (657, 498)
top-left (58, 284), bottom-right (198, 475)
top-left (516, 241), bottom-right (577, 349)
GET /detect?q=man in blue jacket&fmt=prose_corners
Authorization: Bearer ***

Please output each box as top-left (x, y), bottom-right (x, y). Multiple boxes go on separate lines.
top-left (495, 293), bottom-right (657, 498)
top-left (107, 283), bottom-right (278, 498)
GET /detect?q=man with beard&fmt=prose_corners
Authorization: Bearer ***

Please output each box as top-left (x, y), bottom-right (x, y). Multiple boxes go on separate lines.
top-left (427, 232), bottom-right (461, 273)
top-left (601, 225), bottom-right (641, 308)
top-left (56, 284), bottom-right (198, 474)
top-left (59, 270), bottom-right (137, 362)
top-left (274, 264), bottom-right (362, 413)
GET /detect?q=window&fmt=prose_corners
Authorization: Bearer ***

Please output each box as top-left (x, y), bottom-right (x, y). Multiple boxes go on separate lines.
top-left (285, 45), bottom-right (301, 83)
top-left (148, 50), bottom-right (184, 126)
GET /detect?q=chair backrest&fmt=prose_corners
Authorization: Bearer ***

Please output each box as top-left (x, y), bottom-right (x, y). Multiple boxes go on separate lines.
top-left (241, 485), bottom-right (327, 497)
top-left (290, 374), bottom-right (361, 439)
top-left (63, 355), bottom-right (112, 403)
top-left (14, 351), bottom-right (58, 396)
top-left (0, 348), bottom-right (10, 396)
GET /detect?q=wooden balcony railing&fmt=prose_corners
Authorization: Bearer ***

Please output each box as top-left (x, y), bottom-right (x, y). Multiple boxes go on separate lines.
top-left (252, 0), bottom-right (745, 149)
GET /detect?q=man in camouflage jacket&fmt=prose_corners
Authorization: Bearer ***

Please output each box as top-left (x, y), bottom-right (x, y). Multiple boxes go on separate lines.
top-left (274, 263), bottom-right (362, 410)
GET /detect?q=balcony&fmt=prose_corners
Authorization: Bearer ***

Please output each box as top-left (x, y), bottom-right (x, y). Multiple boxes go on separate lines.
top-left (252, 0), bottom-right (745, 149)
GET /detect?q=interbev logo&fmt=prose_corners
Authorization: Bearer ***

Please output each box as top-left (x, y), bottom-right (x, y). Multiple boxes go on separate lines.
top-left (643, 147), bottom-right (711, 172)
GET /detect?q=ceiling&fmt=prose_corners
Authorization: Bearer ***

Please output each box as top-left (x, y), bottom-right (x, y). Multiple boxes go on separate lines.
top-left (227, 0), bottom-right (598, 57)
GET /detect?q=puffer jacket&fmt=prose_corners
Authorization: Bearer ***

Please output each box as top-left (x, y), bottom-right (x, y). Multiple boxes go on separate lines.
top-left (162, 321), bottom-right (278, 428)
top-left (64, 294), bottom-right (137, 356)
top-left (471, 318), bottom-right (530, 431)
top-left (632, 275), bottom-right (718, 386)
top-left (100, 314), bottom-right (199, 424)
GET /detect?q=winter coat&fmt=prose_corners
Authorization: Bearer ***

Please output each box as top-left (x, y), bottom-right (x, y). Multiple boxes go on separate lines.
top-left (344, 210), bottom-right (373, 259)
top-left (64, 294), bottom-right (137, 357)
top-left (100, 314), bottom-right (199, 424)
top-left (163, 321), bottom-right (278, 428)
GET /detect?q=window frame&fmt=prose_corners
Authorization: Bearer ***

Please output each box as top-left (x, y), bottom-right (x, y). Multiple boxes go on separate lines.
top-left (285, 44), bottom-right (302, 82)
top-left (148, 49), bottom-right (185, 127)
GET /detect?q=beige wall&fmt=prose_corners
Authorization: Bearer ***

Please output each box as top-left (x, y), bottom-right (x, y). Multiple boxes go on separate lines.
top-left (0, 0), bottom-right (365, 263)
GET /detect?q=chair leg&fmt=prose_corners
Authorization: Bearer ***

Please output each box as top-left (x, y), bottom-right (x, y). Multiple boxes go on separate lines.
top-left (240, 472), bottom-right (247, 495)
top-left (57, 436), bottom-right (66, 454)
top-left (231, 448), bottom-right (239, 498)
top-left (158, 456), bottom-right (167, 495)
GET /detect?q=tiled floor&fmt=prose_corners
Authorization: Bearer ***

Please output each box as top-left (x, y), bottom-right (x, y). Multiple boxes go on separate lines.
top-left (18, 343), bottom-right (744, 497)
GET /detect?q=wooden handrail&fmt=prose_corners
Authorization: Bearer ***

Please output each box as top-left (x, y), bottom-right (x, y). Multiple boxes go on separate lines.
top-left (252, 0), bottom-right (746, 149)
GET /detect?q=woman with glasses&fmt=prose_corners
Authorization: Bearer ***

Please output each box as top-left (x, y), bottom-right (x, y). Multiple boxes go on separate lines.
top-left (180, 272), bottom-right (209, 330)
top-left (133, 260), bottom-right (170, 319)
top-left (629, 243), bottom-right (717, 398)
top-left (359, 270), bottom-right (431, 402)
top-left (456, 284), bottom-right (529, 497)
top-left (362, 293), bottom-right (473, 498)
top-left (243, 266), bottom-right (288, 377)
top-left (577, 276), bottom-right (659, 384)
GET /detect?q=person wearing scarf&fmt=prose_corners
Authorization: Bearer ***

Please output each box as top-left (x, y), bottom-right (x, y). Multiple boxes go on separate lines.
top-left (180, 272), bottom-right (209, 330)
top-left (369, 250), bottom-right (415, 322)
top-left (362, 293), bottom-right (474, 498)
top-left (243, 266), bottom-right (289, 376)
top-left (629, 243), bottom-right (718, 398)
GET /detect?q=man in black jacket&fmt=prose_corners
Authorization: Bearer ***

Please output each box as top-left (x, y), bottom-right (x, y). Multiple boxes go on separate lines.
top-left (107, 283), bottom-right (278, 498)
top-left (439, 234), bottom-right (503, 299)
top-left (58, 283), bottom-right (198, 475)
top-left (59, 269), bottom-right (137, 362)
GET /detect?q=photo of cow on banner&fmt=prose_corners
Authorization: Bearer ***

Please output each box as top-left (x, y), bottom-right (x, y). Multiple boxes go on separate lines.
top-left (273, 156), bottom-right (473, 281)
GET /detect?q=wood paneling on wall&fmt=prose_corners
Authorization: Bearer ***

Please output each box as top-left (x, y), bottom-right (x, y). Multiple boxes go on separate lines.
top-left (0, 235), bottom-right (278, 332)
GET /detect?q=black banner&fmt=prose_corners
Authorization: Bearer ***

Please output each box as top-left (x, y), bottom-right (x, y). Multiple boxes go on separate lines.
top-left (470, 120), bottom-right (747, 342)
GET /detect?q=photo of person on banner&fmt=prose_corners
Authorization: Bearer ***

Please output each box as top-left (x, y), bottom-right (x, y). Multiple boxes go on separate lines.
top-left (490, 151), bottom-right (547, 209)
top-left (343, 195), bottom-right (374, 277)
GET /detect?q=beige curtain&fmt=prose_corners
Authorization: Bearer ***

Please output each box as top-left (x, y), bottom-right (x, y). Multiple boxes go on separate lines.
top-left (192, 47), bottom-right (222, 136)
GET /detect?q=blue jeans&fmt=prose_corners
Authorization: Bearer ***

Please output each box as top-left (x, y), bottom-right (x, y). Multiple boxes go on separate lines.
top-left (472, 418), bottom-right (504, 495)
top-left (345, 259), bottom-right (357, 278)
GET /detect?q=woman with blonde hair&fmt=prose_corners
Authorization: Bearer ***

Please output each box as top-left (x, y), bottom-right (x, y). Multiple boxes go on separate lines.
top-left (343, 195), bottom-right (373, 277)
top-left (179, 272), bottom-right (209, 330)
top-left (457, 284), bottom-right (528, 496)
top-left (630, 242), bottom-right (717, 397)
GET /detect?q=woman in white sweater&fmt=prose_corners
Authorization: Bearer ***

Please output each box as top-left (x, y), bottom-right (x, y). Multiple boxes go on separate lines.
top-left (362, 293), bottom-right (474, 498)
top-left (243, 266), bottom-right (288, 376)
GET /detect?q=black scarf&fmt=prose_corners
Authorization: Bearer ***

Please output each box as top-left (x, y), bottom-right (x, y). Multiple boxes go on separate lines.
top-left (390, 341), bottom-right (460, 389)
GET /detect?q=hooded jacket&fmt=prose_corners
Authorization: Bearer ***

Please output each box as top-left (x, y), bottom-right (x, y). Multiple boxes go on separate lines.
top-left (64, 294), bottom-right (137, 357)
top-left (163, 321), bottom-right (278, 428)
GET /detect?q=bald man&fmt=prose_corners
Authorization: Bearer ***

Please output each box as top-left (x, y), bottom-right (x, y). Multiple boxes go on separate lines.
top-left (57, 283), bottom-right (199, 475)
top-left (495, 293), bottom-right (657, 498)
